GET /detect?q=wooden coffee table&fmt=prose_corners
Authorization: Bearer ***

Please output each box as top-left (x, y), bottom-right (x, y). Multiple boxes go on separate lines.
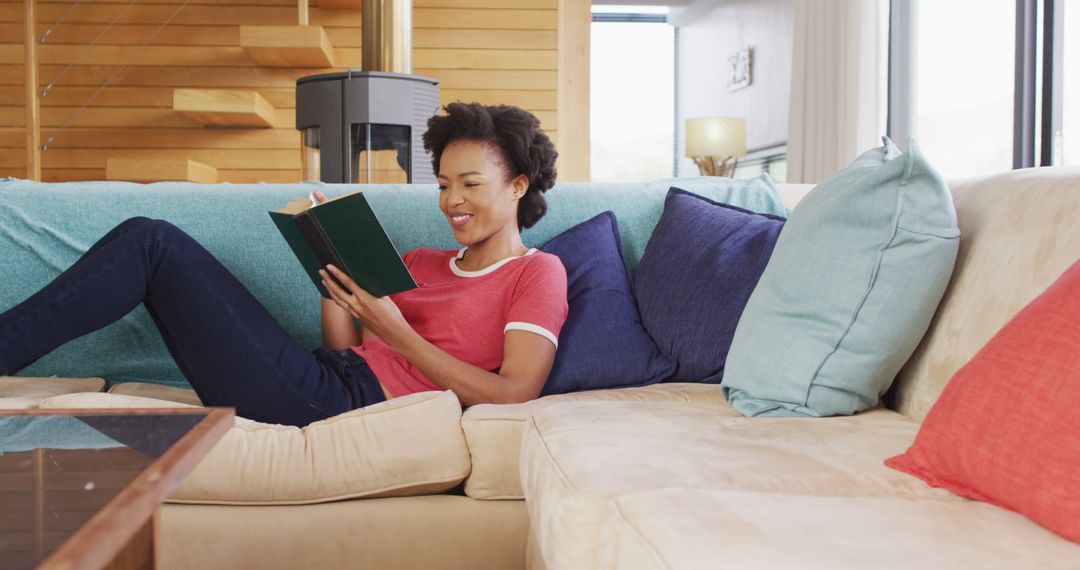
top-left (0, 407), bottom-right (233, 570)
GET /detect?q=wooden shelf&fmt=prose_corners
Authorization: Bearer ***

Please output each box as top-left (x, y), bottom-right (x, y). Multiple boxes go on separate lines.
top-left (316, 0), bottom-right (360, 8)
top-left (239, 26), bottom-right (335, 68)
top-left (106, 158), bottom-right (218, 183)
top-left (173, 89), bottom-right (276, 128)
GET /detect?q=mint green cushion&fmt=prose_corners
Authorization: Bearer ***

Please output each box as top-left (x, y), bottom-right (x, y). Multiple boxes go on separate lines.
top-left (721, 139), bottom-right (960, 417)
top-left (0, 175), bottom-right (784, 389)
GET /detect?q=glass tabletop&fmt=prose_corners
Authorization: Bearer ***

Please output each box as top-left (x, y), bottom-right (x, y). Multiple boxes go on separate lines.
top-left (0, 411), bottom-right (214, 569)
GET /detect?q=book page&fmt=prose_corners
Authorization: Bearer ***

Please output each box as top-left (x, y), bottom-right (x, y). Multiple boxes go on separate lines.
top-left (274, 197), bottom-right (315, 216)
top-left (272, 191), bottom-right (362, 215)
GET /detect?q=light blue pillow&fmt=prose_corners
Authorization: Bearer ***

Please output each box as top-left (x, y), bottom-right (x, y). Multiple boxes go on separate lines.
top-left (721, 138), bottom-right (960, 417)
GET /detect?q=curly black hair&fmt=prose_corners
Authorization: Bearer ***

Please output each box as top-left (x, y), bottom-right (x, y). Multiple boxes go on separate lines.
top-left (422, 102), bottom-right (558, 230)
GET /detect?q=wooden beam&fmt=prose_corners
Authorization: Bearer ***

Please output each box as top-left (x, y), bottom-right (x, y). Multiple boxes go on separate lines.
top-left (239, 25), bottom-right (334, 67)
top-left (24, 0), bottom-right (40, 181)
top-left (173, 89), bottom-right (277, 128)
top-left (106, 157), bottom-right (218, 183)
top-left (556, 0), bottom-right (589, 181)
top-left (298, 0), bottom-right (308, 26)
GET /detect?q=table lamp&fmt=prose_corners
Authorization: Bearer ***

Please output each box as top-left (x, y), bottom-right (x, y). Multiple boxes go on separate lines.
top-left (685, 116), bottom-right (746, 177)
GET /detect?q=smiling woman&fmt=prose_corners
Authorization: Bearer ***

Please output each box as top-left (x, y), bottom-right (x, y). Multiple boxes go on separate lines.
top-left (437, 140), bottom-right (531, 265)
top-left (319, 101), bottom-right (568, 410)
top-left (0, 103), bottom-right (568, 428)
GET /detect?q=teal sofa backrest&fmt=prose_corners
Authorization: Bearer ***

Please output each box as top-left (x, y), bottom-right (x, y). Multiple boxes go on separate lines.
top-left (0, 176), bottom-right (784, 388)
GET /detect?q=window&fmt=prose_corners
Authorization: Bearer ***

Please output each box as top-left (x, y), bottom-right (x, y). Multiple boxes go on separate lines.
top-left (1063, 1), bottom-right (1079, 165)
top-left (890, 0), bottom-right (1077, 174)
top-left (590, 6), bottom-right (675, 182)
top-left (914, 0), bottom-right (1015, 178)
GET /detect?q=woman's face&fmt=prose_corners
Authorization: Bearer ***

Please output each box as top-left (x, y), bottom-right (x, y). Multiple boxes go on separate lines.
top-left (438, 139), bottom-right (528, 247)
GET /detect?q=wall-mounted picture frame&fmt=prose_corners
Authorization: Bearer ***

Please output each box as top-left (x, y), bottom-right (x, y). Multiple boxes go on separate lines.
top-left (727, 47), bottom-right (753, 92)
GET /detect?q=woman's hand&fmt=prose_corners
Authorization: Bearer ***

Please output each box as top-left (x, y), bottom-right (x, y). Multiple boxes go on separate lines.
top-left (319, 264), bottom-right (414, 347)
top-left (316, 188), bottom-right (362, 348)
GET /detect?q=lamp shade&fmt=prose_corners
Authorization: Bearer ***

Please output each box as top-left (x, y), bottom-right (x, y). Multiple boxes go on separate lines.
top-left (685, 116), bottom-right (747, 158)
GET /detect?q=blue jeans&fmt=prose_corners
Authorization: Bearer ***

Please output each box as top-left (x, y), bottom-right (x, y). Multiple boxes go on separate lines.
top-left (0, 217), bottom-right (385, 427)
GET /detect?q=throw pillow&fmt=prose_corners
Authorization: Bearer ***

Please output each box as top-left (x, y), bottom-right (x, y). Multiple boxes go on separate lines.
top-left (634, 187), bottom-right (786, 383)
top-left (539, 212), bottom-right (675, 395)
top-left (885, 258), bottom-right (1080, 543)
top-left (721, 137), bottom-right (960, 417)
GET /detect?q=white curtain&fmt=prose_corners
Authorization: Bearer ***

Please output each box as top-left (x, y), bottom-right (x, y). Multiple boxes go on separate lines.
top-left (787, 0), bottom-right (889, 183)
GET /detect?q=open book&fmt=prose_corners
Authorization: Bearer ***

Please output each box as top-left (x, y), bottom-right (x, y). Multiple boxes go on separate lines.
top-left (269, 191), bottom-right (417, 299)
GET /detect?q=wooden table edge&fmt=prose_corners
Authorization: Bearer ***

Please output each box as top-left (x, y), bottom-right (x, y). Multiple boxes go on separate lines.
top-left (14, 407), bottom-right (236, 570)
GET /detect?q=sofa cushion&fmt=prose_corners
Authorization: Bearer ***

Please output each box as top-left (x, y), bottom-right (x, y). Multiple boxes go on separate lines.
top-left (0, 376), bottom-right (105, 409)
top-left (38, 390), bottom-right (471, 505)
top-left (538, 212), bottom-right (674, 395)
top-left (775, 183), bottom-right (815, 211)
top-left (634, 188), bottom-right (785, 383)
top-left (891, 168), bottom-right (1080, 421)
top-left (520, 401), bottom-right (958, 569)
top-left (1, 178), bottom-right (784, 391)
top-left (162, 496), bottom-right (529, 570)
top-left (600, 489), bottom-right (1080, 570)
top-left (722, 138), bottom-right (959, 417)
top-left (461, 383), bottom-right (729, 500)
top-left (887, 258), bottom-right (1080, 543)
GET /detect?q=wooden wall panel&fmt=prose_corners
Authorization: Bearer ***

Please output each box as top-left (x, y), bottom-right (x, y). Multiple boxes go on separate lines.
top-left (0, 0), bottom-right (581, 183)
top-left (0, 0), bottom-right (22, 179)
top-left (556, 0), bottom-right (588, 181)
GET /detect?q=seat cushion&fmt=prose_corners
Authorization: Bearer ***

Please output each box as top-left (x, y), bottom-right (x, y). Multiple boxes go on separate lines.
top-left (108, 381), bottom-right (203, 406)
top-left (461, 383), bottom-right (730, 500)
top-left (37, 390), bottom-right (471, 505)
top-left (520, 401), bottom-right (959, 569)
top-left (602, 489), bottom-right (1080, 570)
top-left (0, 376), bottom-right (105, 409)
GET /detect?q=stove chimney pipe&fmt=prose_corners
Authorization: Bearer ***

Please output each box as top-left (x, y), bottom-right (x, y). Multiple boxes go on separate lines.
top-left (362, 0), bottom-right (412, 73)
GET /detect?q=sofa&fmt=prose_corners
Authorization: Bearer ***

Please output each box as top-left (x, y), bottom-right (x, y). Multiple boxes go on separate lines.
top-left (2, 166), bottom-right (1079, 569)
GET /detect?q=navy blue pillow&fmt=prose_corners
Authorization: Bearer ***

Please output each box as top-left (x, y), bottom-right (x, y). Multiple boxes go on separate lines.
top-left (634, 187), bottom-right (785, 384)
top-left (539, 212), bottom-right (675, 395)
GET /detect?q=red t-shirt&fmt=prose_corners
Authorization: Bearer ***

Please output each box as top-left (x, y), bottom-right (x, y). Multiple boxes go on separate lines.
top-left (350, 247), bottom-right (569, 398)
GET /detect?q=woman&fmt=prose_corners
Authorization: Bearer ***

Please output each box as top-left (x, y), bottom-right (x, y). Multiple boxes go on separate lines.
top-left (0, 103), bottom-right (568, 427)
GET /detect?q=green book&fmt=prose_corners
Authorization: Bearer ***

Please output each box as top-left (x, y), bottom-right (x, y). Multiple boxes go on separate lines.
top-left (269, 191), bottom-right (417, 299)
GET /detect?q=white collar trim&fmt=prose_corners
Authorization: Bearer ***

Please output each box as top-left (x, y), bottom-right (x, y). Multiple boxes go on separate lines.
top-left (450, 247), bottom-right (537, 278)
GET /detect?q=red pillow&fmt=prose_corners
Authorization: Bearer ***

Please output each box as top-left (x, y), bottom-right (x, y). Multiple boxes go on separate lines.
top-left (886, 258), bottom-right (1080, 543)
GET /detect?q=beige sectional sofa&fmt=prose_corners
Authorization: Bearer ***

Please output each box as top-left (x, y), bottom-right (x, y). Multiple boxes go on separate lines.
top-left (5, 166), bottom-right (1080, 568)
